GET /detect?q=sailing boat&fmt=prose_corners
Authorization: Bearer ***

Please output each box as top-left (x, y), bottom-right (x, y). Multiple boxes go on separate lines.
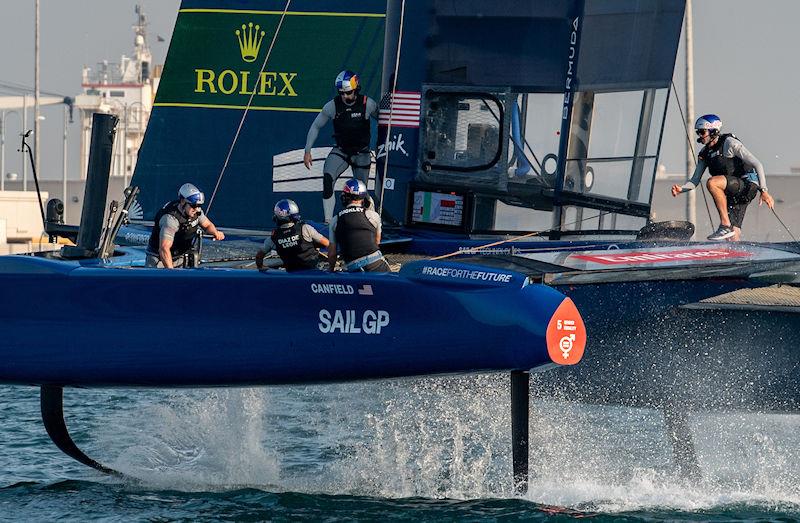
top-left (0, 1), bottom-right (588, 489)
top-left (127, 0), bottom-right (799, 414)
top-left (130, 0), bottom-right (799, 473)
top-left (1, 0), bottom-right (798, 485)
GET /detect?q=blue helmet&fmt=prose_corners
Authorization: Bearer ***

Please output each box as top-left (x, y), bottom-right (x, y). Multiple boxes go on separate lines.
top-left (695, 114), bottom-right (722, 134)
top-left (335, 70), bottom-right (360, 93)
top-left (178, 183), bottom-right (205, 206)
top-left (341, 179), bottom-right (368, 204)
top-left (273, 198), bottom-right (301, 224)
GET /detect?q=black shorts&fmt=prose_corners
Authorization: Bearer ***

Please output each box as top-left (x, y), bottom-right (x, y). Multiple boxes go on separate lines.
top-left (723, 175), bottom-right (759, 229)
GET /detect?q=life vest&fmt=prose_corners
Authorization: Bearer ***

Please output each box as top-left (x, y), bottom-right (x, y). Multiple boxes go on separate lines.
top-left (147, 200), bottom-right (201, 258)
top-left (271, 221), bottom-right (319, 271)
top-left (333, 94), bottom-right (371, 155)
top-left (698, 133), bottom-right (747, 178)
top-left (334, 206), bottom-right (378, 263)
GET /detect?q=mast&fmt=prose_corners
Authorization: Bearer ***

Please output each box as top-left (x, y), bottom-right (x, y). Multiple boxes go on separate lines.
top-left (35, 0), bottom-right (40, 181)
top-left (684, 0), bottom-right (696, 229)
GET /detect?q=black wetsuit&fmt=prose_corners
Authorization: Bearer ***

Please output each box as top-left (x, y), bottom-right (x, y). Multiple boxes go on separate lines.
top-left (333, 206), bottom-right (389, 272)
top-left (333, 94), bottom-right (371, 156)
top-left (698, 134), bottom-right (759, 228)
top-left (271, 221), bottom-right (320, 272)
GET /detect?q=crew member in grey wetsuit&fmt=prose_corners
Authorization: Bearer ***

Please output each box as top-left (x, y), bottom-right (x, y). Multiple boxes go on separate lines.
top-left (327, 179), bottom-right (389, 273)
top-left (303, 70), bottom-right (378, 223)
top-left (145, 183), bottom-right (225, 268)
top-left (671, 114), bottom-right (775, 241)
top-left (256, 199), bottom-right (329, 271)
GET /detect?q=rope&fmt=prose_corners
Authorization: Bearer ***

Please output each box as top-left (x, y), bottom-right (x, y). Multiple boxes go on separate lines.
top-left (377, 0), bottom-right (406, 217)
top-left (670, 80), bottom-right (714, 228)
top-left (206, 0), bottom-right (292, 214)
top-left (480, 97), bottom-right (545, 177)
top-left (511, 243), bottom-right (617, 254)
top-left (431, 211), bottom-right (612, 260)
top-left (770, 207), bottom-right (799, 244)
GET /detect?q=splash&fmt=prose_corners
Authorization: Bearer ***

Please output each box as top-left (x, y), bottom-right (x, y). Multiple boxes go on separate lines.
top-left (85, 376), bottom-right (800, 513)
top-left (100, 388), bottom-right (280, 489)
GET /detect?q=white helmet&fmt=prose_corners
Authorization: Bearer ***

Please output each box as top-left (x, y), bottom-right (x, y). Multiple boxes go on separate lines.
top-left (273, 198), bottom-right (301, 224)
top-left (694, 114), bottom-right (722, 134)
top-left (178, 183), bottom-right (205, 206)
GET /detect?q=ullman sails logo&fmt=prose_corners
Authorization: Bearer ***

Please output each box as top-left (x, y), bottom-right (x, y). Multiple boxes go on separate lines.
top-left (193, 21), bottom-right (298, 97)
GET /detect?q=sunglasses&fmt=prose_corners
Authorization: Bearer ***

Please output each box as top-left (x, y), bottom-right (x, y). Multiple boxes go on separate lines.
top-left (695, 129), bottom-right (710, 136)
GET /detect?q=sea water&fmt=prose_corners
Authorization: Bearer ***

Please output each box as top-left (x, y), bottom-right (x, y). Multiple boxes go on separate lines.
top-left (1, 374), bottom-right (798, 521)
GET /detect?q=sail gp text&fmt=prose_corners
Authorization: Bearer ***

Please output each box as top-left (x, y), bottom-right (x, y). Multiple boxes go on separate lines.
top-left (318, 309), bottom-right (390, 334)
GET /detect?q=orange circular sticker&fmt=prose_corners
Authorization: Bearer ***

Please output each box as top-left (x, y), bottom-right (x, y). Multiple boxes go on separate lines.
top-left (546, 297), bottom-right (586, 365)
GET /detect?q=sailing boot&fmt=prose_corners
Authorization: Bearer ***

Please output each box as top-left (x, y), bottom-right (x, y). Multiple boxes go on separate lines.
top-left (707, 224), bottom-right (735, 241)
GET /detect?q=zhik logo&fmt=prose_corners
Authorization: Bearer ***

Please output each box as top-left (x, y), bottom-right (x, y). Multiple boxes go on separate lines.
top-left (377, 133), bottom-right (408, 158)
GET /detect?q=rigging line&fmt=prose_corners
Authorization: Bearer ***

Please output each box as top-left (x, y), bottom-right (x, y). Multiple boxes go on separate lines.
top-left (512, 243), bottom-right (620, 254)
top-left (431, 210), bottom-right (612, 260)
top-left (482, 96), bottom-right (544, 174)
top-left (0, 80), bottom-right (66, 98)
top-left (670, 79), bottom-right (714, 228)
top-left (377, 0), bottom-right (406, 217)
top-left (207, 0), bottom-right (292, 214)
top-left (769, 206), bottom-right (799, 244)
top-left (514, 119), bottom-right (545, 172)
top-left (473, 96), bottom-right (545, 179)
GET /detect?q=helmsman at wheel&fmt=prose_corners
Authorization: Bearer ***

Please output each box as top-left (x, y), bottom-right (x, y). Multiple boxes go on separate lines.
top-left (303, 70), bottom-right (379, 223)
top-left (146, 183), bottom-right (225, 268)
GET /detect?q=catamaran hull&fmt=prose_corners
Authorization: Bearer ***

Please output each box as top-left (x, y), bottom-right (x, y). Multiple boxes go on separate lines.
top-left (0, 255), bottom-right (585, 387)
top-left (427, 241), bottom-right (800, 413)
top-left (531, 301), bottom-right (800, 412)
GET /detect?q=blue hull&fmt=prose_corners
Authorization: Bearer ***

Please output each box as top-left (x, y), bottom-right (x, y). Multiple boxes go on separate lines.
top-left (434, 240), bottom-right (800, 412)
top-left (0, 254), bottom-right (583, 387)
top-left (531, 304), bottom-right (800, 412)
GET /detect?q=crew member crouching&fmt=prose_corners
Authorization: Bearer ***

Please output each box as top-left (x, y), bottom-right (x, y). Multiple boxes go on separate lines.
top-left (146, 183), bottom-right (224, 268)
top-left (256, 199), bottom-right (329, 271)
top-left (327, 179), bottom-right (389, 273)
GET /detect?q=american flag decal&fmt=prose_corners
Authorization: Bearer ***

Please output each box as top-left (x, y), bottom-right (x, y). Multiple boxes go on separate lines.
top-left (378, 91), bottom-right (421, 128)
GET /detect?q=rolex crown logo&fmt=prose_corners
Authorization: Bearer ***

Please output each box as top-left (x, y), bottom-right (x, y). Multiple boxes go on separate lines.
top-left (235, 22), bottom-right (266, 63)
